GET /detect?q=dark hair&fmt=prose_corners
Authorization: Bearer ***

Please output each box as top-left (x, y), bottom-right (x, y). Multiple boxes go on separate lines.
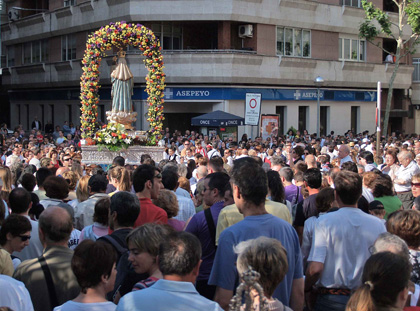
top-left (267, 170), bottom-right (285, 203)
top-left (293, 146), bottom-right (304, 158)
top-left (9, 188), bottom-right (32, 214)
top-left (315, 187), bottom-right (335, 213)
top-left (371, 174), bottom-right (394, 198)
top-left (208, 157), bottom-right (224, 172)
top-left (303, 168), bottom-right (322, 189)
top-left (133, 165), bottom-right (158, 193)
top-left (93, 197), bottom-right (110, 225)
top-left (43, 176), bottom-right (69, 200)
top-left (346, 252), bottom-right (411, 311)
top-left (0, 214), bottom-right (32, 245)
top-left (206, 172), bottom-right (230, 198)
top-left (386, 210), bottom-right (420, 248)
top-left (112, 156), bottom-right (125, 167)
top-left (162, 169), bottom-right (178, 191)
top-left (334, 171), bottom-right (362, 205)
top-left (88, 174), bottom-right (108, 193)
top-left (110, 191), bottom-right (140, 227)
top-left (72, 240), bottom-right (117, 293)
top-left (158, 231), bottom-right (201, 276)
top-left (231, 158), bottom-right (267, 206)
top-left (36, 167), bottom-right (53, 188)
top-left (20, 173), bottom-right (37, 192)
top-left (341, 161), bottom-right (358, 174)
top-left (140, 154), bottom-right (152, 164)
top-left (359, 150), bottom-right (374, 164)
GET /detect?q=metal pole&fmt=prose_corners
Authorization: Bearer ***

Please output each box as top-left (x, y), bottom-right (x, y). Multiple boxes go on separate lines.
top-left (376, 82), bottom-right (381, 159)
top-left (317, 87), bottom-right (320, 137)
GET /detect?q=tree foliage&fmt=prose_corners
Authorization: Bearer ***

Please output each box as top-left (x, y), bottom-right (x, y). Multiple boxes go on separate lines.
top-left (359, 0), bottom-right (420, 136)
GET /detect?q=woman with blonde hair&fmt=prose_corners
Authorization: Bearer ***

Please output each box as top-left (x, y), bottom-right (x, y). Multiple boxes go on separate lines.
top-left (108, 166), bottom-right (131, 196)
top-left (69, 175), bottom-right (90, 208)
top-left (62, 170), bottom-right (78, 202)
top-left (0, 167), bottom-right (13, 207)
top-left (154, 189), bottom-right (185, 231)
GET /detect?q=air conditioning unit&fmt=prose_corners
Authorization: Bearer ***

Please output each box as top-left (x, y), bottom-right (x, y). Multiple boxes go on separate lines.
top-left (8, 8), bottom-right (20, 21)
top-left (238, 25), bottom-right (253, 38)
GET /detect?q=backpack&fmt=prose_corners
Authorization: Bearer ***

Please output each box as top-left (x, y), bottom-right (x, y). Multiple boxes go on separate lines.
top-left (100, 235), bottom-right (133, 301)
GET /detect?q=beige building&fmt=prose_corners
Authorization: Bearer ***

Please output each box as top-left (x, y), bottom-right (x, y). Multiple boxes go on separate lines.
top-left (0, 0), bottom-right (416, 137)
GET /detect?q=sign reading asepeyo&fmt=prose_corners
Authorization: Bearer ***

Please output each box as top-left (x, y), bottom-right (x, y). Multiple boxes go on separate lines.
top-left (245, 93), bottom-right (262, 126)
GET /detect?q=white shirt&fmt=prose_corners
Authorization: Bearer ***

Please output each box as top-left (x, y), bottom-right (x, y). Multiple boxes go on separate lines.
top-left (308, 207), bottom-right (386, 289)
top-left (339, 155), bottom-right (353, 167)
top-left (173, 191), bottom-right (196, 222)
top-left (208, 149), bottom-right (221, 158)
top-left (301, 212), bottom-right (327, 269)
top-left (395, 160), bottom-right (420, 192)
top-left (29, 158), bottom-right (41, 169)
top-left (0, 275), bottom-right (34, 311)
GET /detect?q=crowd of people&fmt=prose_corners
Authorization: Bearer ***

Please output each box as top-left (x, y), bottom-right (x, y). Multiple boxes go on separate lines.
top-left (1, 122), bottom-right (420, 311)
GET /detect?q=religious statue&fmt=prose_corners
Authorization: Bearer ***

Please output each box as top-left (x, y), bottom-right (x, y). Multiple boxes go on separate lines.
top-left (106, 49), bottom-right (137, 129)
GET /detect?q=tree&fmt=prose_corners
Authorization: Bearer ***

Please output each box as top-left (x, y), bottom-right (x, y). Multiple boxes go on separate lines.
top-left (359, 0), bottom-right (420, 136)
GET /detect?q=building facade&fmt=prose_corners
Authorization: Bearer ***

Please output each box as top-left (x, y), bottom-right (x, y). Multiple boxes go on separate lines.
top-left (0, 0), bottom-right (417, 137)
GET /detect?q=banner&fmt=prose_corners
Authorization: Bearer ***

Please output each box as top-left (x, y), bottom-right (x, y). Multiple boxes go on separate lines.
top-left (261, 115), bottom-right (280, 140)
top-left (245, 93), bottom-right (262, 125)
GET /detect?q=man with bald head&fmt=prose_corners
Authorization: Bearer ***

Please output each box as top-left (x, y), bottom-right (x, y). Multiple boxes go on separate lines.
top-left (337, 144), bottom-right (353, 167)
top-left (304, 154), bottom-right (317, 169)
top-left (14, 206), bottom-right (80, 311)
top-left (55, 166), bottom-right (70, 177)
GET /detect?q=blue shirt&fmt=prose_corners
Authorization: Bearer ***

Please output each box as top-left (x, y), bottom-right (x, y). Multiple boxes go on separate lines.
top-left (185, 201), bottom-right (224, 280)
top-left (116, 279), bottom-right (223, 311)
top-left (208, 213), bottom-right (303, 307)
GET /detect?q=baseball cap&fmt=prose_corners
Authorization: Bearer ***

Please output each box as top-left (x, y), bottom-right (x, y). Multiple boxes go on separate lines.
top-left (369, 200), bottom-right (385, 211)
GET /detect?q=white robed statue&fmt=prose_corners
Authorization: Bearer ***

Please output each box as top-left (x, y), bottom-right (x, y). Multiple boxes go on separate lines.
top-left (106, 50), bottom-right (137, 129)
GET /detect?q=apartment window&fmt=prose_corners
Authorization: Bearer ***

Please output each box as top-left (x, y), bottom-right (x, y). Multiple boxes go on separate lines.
top-left (277, 27), bottom-right (311, 57)
top-left (151, 23), bottom-right (182, 50)
top-left (62, 35), bottom-right (77, 61)
top-left (64, 0), bottom-right (76, 7)
top-left (22, 40), bottom-right (48, 64)
top-left (342, 0), bottom-right (362, 8)
top-left (413, 58), bottom-right (420, 82)
top-left (339, 37), bottom-right (365, 61)
top-left (7, 46), bottom-right (15, 67)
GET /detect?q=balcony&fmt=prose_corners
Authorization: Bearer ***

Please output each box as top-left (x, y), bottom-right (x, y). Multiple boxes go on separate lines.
top-left (1, 51), bottom-right (413, 90)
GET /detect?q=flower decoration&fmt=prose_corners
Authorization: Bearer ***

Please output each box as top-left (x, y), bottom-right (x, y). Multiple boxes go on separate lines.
top-left (94, 122), bottom-right (133, 151)
top-left (80, 21), bottom-right (166, 145)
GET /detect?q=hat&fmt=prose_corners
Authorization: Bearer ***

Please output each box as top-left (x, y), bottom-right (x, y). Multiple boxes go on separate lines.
top-left (369, 200), bottom-right (385, 211)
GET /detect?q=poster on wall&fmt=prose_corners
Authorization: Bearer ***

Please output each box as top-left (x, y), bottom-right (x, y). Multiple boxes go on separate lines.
top-left (260, 115), bottom-right (280, 140)
top-left (245, 93), bottom-right (262, 125)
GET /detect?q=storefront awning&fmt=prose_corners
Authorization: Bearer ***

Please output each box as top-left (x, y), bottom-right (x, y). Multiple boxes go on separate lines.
top-left (191, 110), bottom-right (245, 127)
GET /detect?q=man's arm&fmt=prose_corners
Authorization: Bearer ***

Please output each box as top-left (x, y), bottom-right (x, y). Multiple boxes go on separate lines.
top-left (305, 261), bottom-right (324, 291)
top-left (214, 286), bottom-right (233, 311)
top-left (290, 277), bottom-right (304, 311)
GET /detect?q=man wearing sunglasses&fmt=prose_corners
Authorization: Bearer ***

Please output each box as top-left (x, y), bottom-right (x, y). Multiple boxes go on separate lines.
top-left (411, 173), bottom-right (420, 200)
top-left (62, 155), bottom-right (73, 168)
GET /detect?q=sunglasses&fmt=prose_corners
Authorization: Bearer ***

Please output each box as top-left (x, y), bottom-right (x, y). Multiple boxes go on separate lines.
top-left (19, 235), bottom-right (31, 241)
top-left (63, 158), bottom-right (72, 162)
top-left (203, 187), bottom-right (212, 192)
top-left (304, 152), bottom-right (309, 155)
top-left (412, 182), bottom-right (420, 187)
top-left (154, 173), bottom-right (162, 179)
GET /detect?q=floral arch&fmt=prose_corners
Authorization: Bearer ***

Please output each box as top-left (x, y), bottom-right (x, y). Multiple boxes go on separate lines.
top-left (80, 21), bottom-right (165, 145)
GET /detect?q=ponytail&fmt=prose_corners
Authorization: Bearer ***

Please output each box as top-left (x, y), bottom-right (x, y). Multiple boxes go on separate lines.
top-left (345, 283), bottom-right (374, 311)
top-left (109, 166), bottom-right (131, 192)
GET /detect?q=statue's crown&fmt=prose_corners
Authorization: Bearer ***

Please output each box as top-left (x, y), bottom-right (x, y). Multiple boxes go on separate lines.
top-left (117, 50), bottom-right (126, 58)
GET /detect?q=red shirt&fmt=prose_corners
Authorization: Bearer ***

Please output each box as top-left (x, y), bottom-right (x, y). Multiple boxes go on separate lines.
top-left (134, 197), bottom-right (168, 227)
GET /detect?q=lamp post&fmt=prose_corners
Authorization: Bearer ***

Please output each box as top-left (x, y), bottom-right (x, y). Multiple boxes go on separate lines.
top-left (314, 76), bottom-right (325, 137)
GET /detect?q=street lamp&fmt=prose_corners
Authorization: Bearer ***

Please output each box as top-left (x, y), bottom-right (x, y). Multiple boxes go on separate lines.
top-left (314, 76), bottom-right (325, 137)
